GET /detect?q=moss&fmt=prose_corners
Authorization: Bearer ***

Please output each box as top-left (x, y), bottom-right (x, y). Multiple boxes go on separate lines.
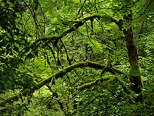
top-left (0, 61), bottom-right (125, 106)
top-left (77, 76), bottom-right (112, 91)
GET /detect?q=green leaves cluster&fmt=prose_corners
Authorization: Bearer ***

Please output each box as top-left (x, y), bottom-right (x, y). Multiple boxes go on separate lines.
top-left (0, 0), bottom-right (154, 115)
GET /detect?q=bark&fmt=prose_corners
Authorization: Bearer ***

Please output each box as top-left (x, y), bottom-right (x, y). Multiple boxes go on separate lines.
top-left (124, 28), bottom-right (143, 102)
top-left (112, 0), bottom-right (144, 102)
top-left (122, 9), bottom-right (144, 102)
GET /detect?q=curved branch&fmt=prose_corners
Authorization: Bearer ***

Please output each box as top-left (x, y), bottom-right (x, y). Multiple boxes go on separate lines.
top-left (77, 75), bottom-right (113, 91)
top-left (36, 14), bottom-right (119, 46)
top-left (20, 14), bottom-right (120, 57)
top-left (0, 61), bottom-right (124, 106)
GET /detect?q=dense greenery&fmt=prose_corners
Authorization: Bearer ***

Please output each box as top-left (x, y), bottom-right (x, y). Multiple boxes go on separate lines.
top-left (0, 0), bottom-right (154, 115)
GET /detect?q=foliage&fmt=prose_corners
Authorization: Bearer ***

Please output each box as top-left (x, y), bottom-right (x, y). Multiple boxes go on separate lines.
top-left (0, 0), bottom-right (154, 115)
top-left (0, 0), bottom-right (30, 92)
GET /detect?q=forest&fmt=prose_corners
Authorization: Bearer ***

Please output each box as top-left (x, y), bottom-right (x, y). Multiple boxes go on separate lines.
top-left (0, 0), bottom-right (154, 115)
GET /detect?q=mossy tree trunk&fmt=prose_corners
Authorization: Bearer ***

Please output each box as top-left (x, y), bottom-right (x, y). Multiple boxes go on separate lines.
top-left (122, 1), bottom-right (144, 102)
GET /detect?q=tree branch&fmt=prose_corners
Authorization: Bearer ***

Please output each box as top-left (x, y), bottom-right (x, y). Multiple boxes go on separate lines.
top-left (36, 14), bottom-right (119, 46)
top-left (77, 75), bottom-right (113, 91)
top-left (20, 13), bottom-right (120, 57)
top-left (0, 61), bottom-right (124, 106)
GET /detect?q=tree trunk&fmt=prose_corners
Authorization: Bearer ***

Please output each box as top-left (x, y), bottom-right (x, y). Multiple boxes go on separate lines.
top-left (123, 12), bottom-right (144, 102)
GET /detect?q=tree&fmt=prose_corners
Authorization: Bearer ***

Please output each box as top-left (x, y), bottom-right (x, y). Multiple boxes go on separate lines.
top-left (0, 0), bottom-right (154, 115)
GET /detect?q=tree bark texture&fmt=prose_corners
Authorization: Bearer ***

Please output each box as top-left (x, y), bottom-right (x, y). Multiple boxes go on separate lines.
top-left (123, 11), bottom-right (144, 102)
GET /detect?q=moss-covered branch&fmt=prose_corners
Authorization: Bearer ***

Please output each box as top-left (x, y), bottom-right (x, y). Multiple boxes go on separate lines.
top-left (0, 61), bottom-right (124, 106)
top-left (76, 75), bottom-right (135, 104)
top-left (20, 13), bottom-right (119, 57)
top-left (77, 75), bottom-right (113, 91)
top-left (36, 14), bottom-right (118, 46)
